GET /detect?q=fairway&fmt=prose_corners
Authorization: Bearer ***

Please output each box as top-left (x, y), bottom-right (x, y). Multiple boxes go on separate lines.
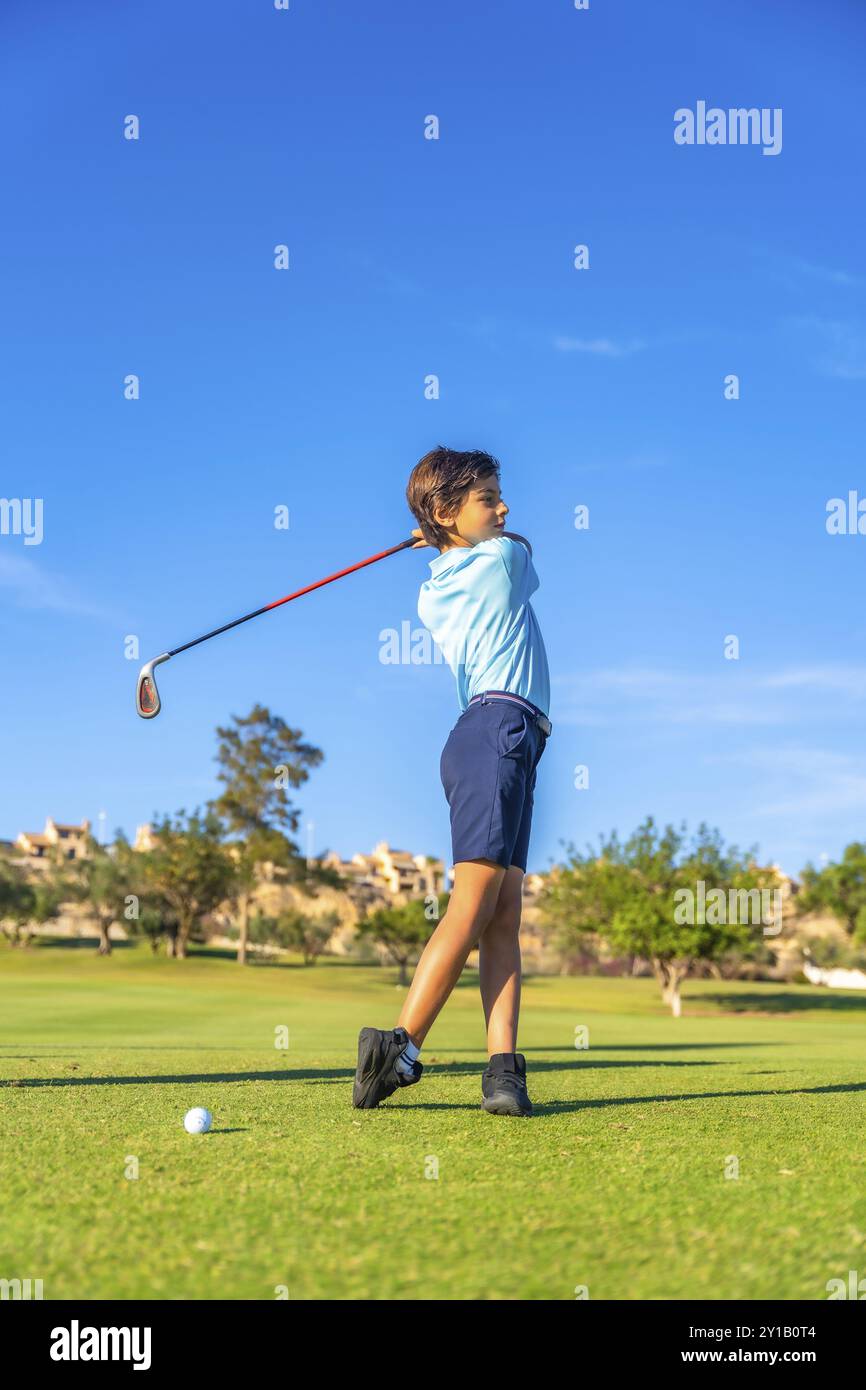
top-left (2, 944), bottom-right (866, 1301)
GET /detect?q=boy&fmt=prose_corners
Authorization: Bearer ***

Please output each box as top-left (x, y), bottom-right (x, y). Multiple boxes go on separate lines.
top-left (352, 447), bottom-right (551, 1117)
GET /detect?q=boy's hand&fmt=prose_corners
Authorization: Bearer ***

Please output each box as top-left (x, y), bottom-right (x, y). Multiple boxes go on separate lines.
top-left (410, 527), bottom-right (432, 549)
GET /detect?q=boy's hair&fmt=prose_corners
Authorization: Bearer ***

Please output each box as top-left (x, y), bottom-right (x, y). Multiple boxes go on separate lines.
top-left (406, 446), bottom-right (501, 549)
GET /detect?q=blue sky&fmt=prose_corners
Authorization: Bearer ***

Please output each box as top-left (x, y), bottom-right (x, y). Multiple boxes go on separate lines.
top-left (1, 0), bottom-right (864, 878)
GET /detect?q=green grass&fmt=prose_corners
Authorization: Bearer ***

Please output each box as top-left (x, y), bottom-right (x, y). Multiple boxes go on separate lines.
top-left (2, 941), bottom-right (866, 1300)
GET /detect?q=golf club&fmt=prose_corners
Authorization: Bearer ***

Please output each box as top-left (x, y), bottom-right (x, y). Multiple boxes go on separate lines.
top-left (136, 536), bottom-right (419, 720)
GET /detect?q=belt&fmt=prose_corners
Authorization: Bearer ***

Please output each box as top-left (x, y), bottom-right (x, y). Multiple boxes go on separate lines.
top-left (469, 690), bottom-right (552, 738)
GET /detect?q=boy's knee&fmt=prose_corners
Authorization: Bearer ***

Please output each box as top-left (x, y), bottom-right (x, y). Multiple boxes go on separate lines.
top-left (467, 896), bottom-right (503, 945)
top-left (481, 905), bottom-right (522, 942)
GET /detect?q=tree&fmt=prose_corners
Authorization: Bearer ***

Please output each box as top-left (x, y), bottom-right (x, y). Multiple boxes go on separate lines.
top-left (284, 851), bottom-right (344, 894)
top-left (538, 817), bottom-right (776, 1016)
top-left (142, 809), bottom-right (236, 958)
top-left (357, 894), bottom-right (445, 985)
top-left (63, 834), bottom-right (140, 956)
top-left (110, 832), bottom-right (183, 954)
top-left (0, 849), bottom-right (64, 947)
top-left (800, 933), bottom-right (866, 972)
top-left (248, 908), bottom-right (338, 964)
top-left (211, 705), bottom-right (324, 965)
top-left (797, 843), bottom-right (866, 943)
top-left (0, 853), bottom-right (36, 946)
top-left (136, 903), bottom-right (176, 954)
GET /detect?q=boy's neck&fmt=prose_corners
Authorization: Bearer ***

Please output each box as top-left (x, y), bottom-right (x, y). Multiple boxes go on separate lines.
top-left (437, 535), bottom-right (475, 554)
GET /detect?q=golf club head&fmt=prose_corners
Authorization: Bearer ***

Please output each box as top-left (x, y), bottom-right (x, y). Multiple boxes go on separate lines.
top-left (136, 653), bottom-right (171, 720)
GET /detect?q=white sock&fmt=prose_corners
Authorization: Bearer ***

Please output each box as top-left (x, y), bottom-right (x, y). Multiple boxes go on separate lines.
top-left (395, 1036), bottom-right (421, 1078)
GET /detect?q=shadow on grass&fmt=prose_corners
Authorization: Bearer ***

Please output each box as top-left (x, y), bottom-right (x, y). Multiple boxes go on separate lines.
top-left (0, 1055), bottom-right (787, 1089)
top-left (27, 946), bottom-right (556, 985)
top-left (1, 1068), bottom-right (352, 1088)
top-left (391, 1078), bottom-right (866, 1117)
top-left (232, 961), bottom-right (490, 984)
top-left (0, 1042), bottom-right (779, 1055)
top-left (32, 936), bottom-right (135, 951)
top-left (701, 991), bottom-right (866, 1014)
top-left (7, 1058), bottom-right (864, 1122)
top-left (0, 1046), bottom-right (264, 1055)
top-left (25, 943), bottom-right (370, 968)
top-left (484, 1043), bottom-right (779, 1052)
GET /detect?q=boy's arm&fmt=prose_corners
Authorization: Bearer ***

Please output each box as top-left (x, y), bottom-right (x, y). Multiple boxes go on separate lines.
top-left (500, 529), bottom-right (532, 558)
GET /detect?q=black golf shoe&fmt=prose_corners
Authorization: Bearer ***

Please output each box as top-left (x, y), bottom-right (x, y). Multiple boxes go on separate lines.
top-left (481, 1052), bottom-right (533, 1117)
top-left (352, 1026), bottom-right (423, 1109)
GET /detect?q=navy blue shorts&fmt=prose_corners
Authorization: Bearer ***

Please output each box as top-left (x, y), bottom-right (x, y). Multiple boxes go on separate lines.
top-left (439, 696), bottom-right (549, 873)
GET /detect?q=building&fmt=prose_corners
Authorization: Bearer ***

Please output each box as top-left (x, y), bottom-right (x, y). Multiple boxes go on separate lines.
top-left (133, 823), bottom-right (157, 852)
top-left (321, 841), bottom-right (446, 903)
top-left (15, 817), bottom-right (92, 864)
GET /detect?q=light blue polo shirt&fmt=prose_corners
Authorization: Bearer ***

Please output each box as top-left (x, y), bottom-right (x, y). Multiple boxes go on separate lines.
top-left (417, 536), bottom-right (551, 717)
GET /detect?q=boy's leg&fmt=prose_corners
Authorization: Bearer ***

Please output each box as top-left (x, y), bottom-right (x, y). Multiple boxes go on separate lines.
top-left (478, 865), bottom-right (524, 1055)
top-left (479, 736), bottom-right (542, 1056)
top-left (396, 858), bottom-right (506, 1045)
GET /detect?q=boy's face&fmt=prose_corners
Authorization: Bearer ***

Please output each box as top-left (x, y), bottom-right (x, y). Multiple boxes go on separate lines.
top-left (436, 472), bottom-right (508, 548)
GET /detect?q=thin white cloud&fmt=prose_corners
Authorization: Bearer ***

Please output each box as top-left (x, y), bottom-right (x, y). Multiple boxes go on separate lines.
top-left (0, 552), bottom-right (112, 620)
top-left (760, 666), bottom-right (866, 697)
top-left (757, 781), bottom-right (866, 817)
top-left (713, 746), bottom-right (866, 819)
top-left (713, 746), bottom-right (853, 775)
top-left (791, 316), bottom-right (866, 380)
top-left (786, 256), bottom-right (861, 288)
top-left (347, 251), bottom-right (424, 299)
top-left (551, 663), bottom-right (866, 728)
top-left (555, 667), bottom-right (677, 692)
top-left (553, 335), bottom-right (646, 358)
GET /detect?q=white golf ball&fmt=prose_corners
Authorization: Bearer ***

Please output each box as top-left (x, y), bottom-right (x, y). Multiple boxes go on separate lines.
top-left (183, 1107), bottom-right (212, 1134)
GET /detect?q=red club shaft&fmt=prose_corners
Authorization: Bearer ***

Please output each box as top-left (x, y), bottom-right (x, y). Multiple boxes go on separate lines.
top-left (167, 537), bottom-right (417, 659)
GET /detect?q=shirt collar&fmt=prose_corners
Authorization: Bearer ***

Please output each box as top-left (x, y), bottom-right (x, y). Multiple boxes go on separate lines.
top-left (428, 547), bottom-right (460, 574)
top-left (428, 542), bottom-right (484, 574)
